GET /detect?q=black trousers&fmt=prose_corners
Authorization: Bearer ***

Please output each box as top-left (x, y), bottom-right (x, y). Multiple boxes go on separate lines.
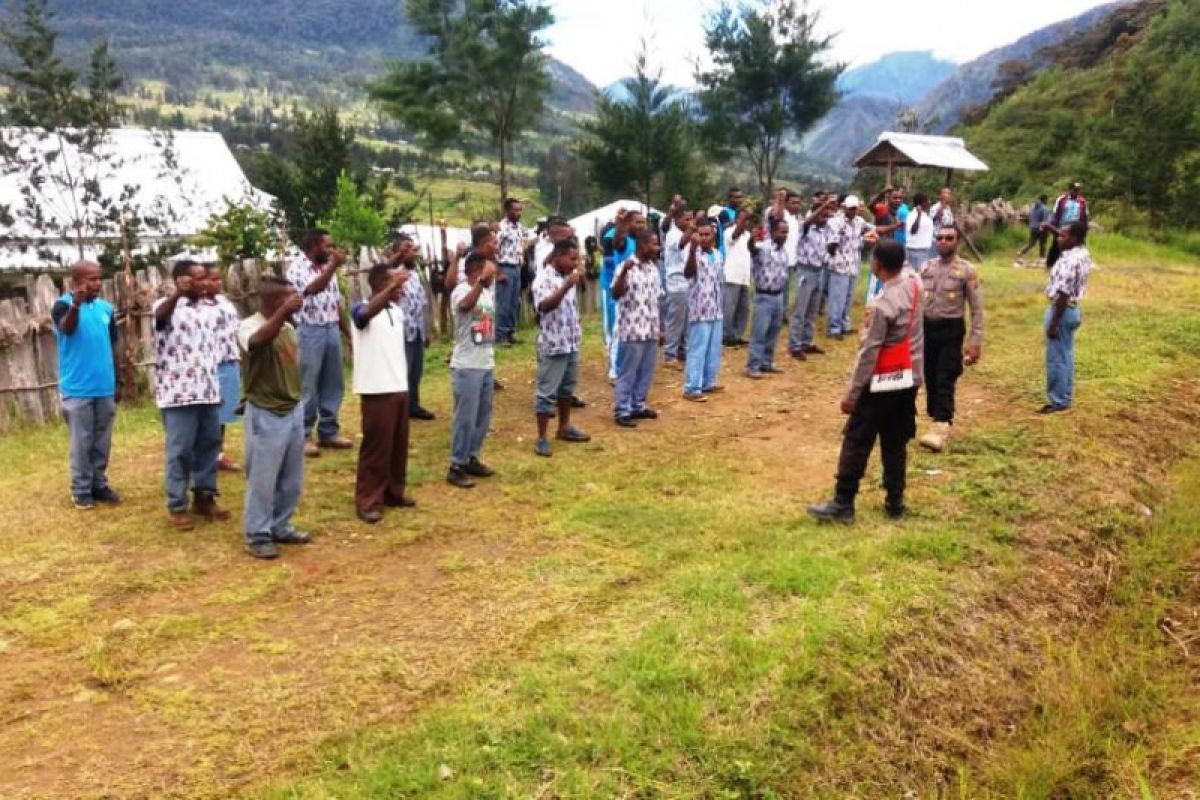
top-left (1046, 237), bottom-right (1062, 268)
top-left (924, 318), bottom-right (965, 423)
top-left (405, 337), bottom-right (425, 412)
top-left (835, 387), bottom-right (918, 505)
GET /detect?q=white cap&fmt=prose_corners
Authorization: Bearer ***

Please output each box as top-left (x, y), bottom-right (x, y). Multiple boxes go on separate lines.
top-left (706, 204), bottom-right (724, 219)
top-left (843, 195), bottom-right (862, 208)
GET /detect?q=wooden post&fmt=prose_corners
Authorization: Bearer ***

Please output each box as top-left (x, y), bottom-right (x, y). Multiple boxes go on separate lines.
top-left (119, 214), bottom-right (139, 401)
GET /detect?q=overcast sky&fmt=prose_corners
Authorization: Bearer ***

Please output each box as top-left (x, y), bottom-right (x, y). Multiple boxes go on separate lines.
top-left (546, 0), bottom-right (1117, 88)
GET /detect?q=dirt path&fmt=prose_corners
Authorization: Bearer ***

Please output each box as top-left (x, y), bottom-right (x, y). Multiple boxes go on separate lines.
top-left (0, 336), bottom-right (865, 799)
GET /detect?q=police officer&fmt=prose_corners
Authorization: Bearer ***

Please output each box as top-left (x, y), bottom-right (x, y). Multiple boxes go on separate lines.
top-left (918, 225), bottom-right (983, 453)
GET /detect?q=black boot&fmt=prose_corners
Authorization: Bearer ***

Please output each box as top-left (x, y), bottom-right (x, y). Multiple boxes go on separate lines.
top-left (807, 497), bottom-right (855, 524)
top-left (884, 497), bottom-right (906, 519)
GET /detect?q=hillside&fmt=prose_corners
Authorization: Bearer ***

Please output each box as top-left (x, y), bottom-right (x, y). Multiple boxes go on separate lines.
top-left (958, 0), bottom-right (1191, 228)
top-left (799, 52), bottom-right (953, 176)
top-left (44, 0), bottom-right (598, 115)
top-left (912, 2), bottom-right (1127, 131)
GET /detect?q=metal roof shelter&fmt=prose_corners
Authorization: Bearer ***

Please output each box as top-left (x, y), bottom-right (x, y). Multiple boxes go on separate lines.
top-left (853, 132), bottom-right (989, 185)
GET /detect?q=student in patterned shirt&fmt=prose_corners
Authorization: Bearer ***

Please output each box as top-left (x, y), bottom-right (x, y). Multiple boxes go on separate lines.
top-left (1038, 221), bottom-right (1092, 414)
top-left (496, 197), bottom-right (530, 346)
top-left (612, 230), bottom-right (664, 426)
top-left (826, 197), bottom-right (877, 339)
top-left (682, 218), bottom-right (725, 402)
top-left (661, 207), bottom-right (693, 369)
top-left (204, 265), bottom-right (243, 472)
top-left (153, 260), bottom-right (231, 531)
top-left (286, 228), bottom-right (353, 457)
top-left (388, 235), bottom-right (436, 421)
top-left (745, 216), bottom-right (791, 379)
top-left (531, 239), bottom-right (591, 457)
top-left (788, 199), bottom-right (838, 359)
top-left (447, 253), bottom-right (500, 489)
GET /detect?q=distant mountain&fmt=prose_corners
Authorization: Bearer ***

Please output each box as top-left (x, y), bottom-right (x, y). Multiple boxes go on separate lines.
top-left (912, 2), bottom-right (1128, 131)
top-left (801, 95), bottom-right (903, 172)
top-left (836, 51), bottom-right (957, 104)
top-left (42, 0), bottom-right (599, 115)
top-left (600, 80), bottom-right (693, 107)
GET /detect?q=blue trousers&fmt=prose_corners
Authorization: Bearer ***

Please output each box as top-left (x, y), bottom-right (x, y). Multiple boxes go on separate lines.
top-left (788, 266), bottom-right (825, 352)
top-left (496, 263), bottom-right (522, 342)
top-left (600, 262), bottom-right (621, 379)
top-left (826, 273), bottom-right (854, 336)
top-left (161, 403), bottom-right (221, 512)
top-left (842, 270), bottom-right (859, 332)
top-left (298, 323), bottom-right (344, 441)
top-left (747, 293), bottom-right (784, 373)
top-left (405, 337), bottom-right (425, 412)
top-left (684, 320), bottom-right (723, 395)
top-left (62, 395), bottom-right (116, 499)
top-left (1045, 306), bottom-right (1082, 408)
top-left (243, 403), bottom-right (305, 544)
top-left (614, 339), bottom-right (657, 417)
top-left (451, 367), bottom-right (494, 466)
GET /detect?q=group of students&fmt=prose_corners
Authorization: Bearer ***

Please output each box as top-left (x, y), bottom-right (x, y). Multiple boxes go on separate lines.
top-left (51, 182), bottom-right (1094, 555)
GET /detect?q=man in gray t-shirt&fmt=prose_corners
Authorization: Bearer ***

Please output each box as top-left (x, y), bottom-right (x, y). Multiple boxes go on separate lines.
top-left (447, 253), bottom-right (499, 488)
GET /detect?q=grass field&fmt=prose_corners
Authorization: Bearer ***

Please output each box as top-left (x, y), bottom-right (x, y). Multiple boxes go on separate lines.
top-left (1, 235), bottom-right (1198, 798)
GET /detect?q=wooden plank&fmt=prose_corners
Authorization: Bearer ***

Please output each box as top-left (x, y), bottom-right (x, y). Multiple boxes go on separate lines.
top-left (0, 297), bottom-right (46, 425)
top-left (31, 275), bottom-right (62, 423)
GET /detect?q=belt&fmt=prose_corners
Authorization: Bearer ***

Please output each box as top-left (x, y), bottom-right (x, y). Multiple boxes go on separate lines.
top-left (756, 287), bottom-right (784, 296)
top-left (1050, 299), bottom-right (1080, 307)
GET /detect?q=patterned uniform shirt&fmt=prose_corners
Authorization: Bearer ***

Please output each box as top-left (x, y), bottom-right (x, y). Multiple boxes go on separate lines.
top-left (752, 241), bottom-right (790, 292)
top-left (531, 266), bottom-right (582, 356)
top-left (796, 222), bottom-right (831, 269)
top-left (615, 258), bottom-right (662, 342)
top-left (687, 245), bottom-right (725, 323)
top-left (497, 218), bottom-right (525, 265)
top-left (398, 268), bottom-right (427, 343)
top-left (211, 294), bottom-right (241, 364)
top-left (828, 215), bottom-right (875, 276)
top-left (1046, 245), bottom-right (1092, 302)
top-left (153, 297), bottom-right (219, 408)
top-left (286, 254), bottom-right (342, 326)
top-left (930, 202), bottom-right (955, 231)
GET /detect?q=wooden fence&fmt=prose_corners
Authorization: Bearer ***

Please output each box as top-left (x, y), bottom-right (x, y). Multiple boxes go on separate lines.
top-left (0, 254), bottom-right (602, 431)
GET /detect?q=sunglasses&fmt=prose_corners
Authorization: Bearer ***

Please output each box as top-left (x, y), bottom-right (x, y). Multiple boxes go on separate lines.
top-left (935, 235), bottom-right (957, 242)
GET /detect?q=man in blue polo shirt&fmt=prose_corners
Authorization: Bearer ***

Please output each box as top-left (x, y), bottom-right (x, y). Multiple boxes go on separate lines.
top-left (51, 261), bottom-right (122, 510)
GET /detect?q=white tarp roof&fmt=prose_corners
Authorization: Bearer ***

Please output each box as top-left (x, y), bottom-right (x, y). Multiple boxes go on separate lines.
top-left (569, 199), bottom-right (665, 239)
top-left (0, 128), bottom-right (276, 270)
top-left (852, 132), bottom-right (989, 172)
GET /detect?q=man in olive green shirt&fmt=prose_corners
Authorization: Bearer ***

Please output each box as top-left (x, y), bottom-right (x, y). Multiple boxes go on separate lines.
top-left (237, 276), bottom-right (311, 559)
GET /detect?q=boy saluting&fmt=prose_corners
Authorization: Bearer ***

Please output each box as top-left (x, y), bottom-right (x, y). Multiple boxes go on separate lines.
top-left (447, 253), bottom-right (500, 488)
top-left (531, 238), bottom-right (591, 457)
top-left (809, 240), bottom-right (924, 523)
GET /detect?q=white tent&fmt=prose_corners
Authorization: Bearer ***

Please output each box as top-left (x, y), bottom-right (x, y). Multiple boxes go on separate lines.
top-left (568, 199), bottom-right (665, 240)
top-left (0, 128), bottom-right (276, 271)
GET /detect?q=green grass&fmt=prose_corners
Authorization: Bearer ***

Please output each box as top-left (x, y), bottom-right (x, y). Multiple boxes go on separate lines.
top-left (2, 231), bottom-right (1199, 798)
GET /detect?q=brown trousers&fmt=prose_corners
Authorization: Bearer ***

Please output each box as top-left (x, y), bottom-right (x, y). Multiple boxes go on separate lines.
top-left (355, 392), bottom-right (410, 512)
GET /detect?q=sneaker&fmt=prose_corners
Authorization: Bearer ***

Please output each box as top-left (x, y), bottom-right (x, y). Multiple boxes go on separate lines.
top-left (356, 507), bottom-right (383, 525)
top-left (1036, 403), bottom-right (1070, 415)
top-left (632, 408), bottom-right (658, 420)
top-left (246, 540), bottom-right (280, 560)
top-left (92, 487), bottom-right (122, 505)
top-left (535, 438), bottom-right (552, 457)
top-left (803, 345), bottom-right (826, 355)
top-left (807, 499), bottom-right (855, 524)
top-left (745, 369), bottom-right (764, 380)
top-left (384, 494), bottom-right (417, 508)
top-left (789, 350), bottom-right (808, 361)
top-left (702, 385), bottom-right (726, 394)
top-left (318, 436), bottom-right (354, 450)
top-left (464, 458), bottom-right (495, 478)
top-left (494, 379), bottom-right (506, 391)
top-left (447, 466), bottom-right (475, 489)
top-left (615, 416), bottom-right (638, 428)
top-left (192, 493), bottom-right (232, 522)
top-left (556, 426), bottom-right (591, 442)
top-left (569, 395), bottom-right (587, 409)
top-left (683, 392), bottom-right (708, 403)
top-left (304, 440), bottom-right (320, 458)
top-left (763, 366), bottom-right (784, 374)
top-left (884, 502), bottom-right (906, 520)
top-left (272, 527), bottom-right (313, 545)
top-left (73, 494), bottom-right (96, 510)
top-left (410, 407), bottom-right (436, 421)
top-left (217, 453), bottom-right (241, 472)
top-left (168, 511), bottom-right (195, 531)
top-left (919, 422), bottom-right (950, 453)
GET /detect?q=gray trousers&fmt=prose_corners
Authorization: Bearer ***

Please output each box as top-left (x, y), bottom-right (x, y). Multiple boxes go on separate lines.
top-left (450, 367), bottom-right (494, 466)
top-left (405, 337), bottom-right (425, 412)
top-left (161, 403), bottom-right (221, 512)
top-left (614, 340), bottom-right (657, 418)
top-left (747, 293), bottom-right (784, 373)
top-left (298, 323), bottom-right (344, 441)
top-left (722, 283), bottom-right (751, 341)
top-left (63, 395), bottom-right (116, 499)
top-left (663, 291), bottom-right (689, 361)
top-left (243, 402), bottom-right (305, 544)
top-left (788, 266), bottom-right (825, 352)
